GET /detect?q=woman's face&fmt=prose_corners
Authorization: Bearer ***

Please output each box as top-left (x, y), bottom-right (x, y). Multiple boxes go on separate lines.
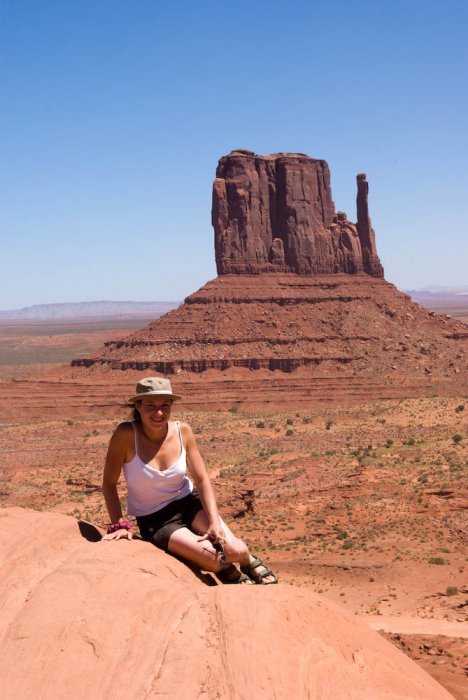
top-left (136, 397), bottom-right (172, 428)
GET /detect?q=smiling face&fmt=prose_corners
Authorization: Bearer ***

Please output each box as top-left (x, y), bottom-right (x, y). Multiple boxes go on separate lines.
top-left (135, 396), bottom-right (173, 431)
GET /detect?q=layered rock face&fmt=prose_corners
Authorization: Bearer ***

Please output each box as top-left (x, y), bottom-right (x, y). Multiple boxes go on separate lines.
top-left (213, 150), bottom-right (384, 278)
top-left (72, 273), bottom-right (467, 382)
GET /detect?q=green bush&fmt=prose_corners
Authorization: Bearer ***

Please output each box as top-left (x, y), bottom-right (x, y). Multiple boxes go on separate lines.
top-left (286, 429), bottom-right (294, 436)
top-left (452, 434), bottom-right (463, 444)
top-left (286, 418), bottom-right (294, 425)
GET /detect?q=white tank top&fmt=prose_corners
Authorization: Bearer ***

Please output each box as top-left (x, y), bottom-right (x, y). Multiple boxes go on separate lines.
top-left (123, 421), bottom-right (193, 517)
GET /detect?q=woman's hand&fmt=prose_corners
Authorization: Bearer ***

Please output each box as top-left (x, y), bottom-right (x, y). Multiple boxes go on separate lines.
top-left (102, 528), bottom-right (133, 541)
top-left (197, 524), bottom-right (226, 545)
top-left (198, 526), bottom-right (227, 563)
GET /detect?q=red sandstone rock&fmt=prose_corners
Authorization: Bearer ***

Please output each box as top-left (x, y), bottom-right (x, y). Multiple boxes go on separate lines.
top-left (213, 150), bottom-right (384, 278)
top-left (0, 508), bottom-right (454, 700)
top-left (356, 173), bottom-right (384, 277)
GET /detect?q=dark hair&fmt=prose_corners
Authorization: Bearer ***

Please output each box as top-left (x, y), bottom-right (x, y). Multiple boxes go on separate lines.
top-left (130, 405), bottom-right (142, 424)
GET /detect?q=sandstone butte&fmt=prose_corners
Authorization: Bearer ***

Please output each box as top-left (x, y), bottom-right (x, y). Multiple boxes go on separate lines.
top-left (0, 507), bottom-right (454, 700)
top-left (69, 149), bottom-right (467, 409)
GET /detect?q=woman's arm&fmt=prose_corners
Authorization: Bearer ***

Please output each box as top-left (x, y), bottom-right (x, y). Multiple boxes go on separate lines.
top-left (182, 422), bottom-right (224, 542)
top-left (102, 424), bottom-right (132, 540)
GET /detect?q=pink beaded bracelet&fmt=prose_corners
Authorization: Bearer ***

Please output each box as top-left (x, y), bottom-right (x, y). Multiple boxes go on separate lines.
top-left (107, 518), bottom-right (132, 534)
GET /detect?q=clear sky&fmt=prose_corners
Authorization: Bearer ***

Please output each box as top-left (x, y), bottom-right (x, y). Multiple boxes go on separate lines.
top-left (1, 0), bottom-right (467, 309)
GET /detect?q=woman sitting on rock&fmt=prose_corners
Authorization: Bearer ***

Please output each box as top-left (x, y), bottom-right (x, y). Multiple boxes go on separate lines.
top-left (102, 377), bottom-right (277, 585)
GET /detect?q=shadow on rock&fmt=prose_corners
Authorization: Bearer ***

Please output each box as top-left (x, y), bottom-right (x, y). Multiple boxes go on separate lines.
top-left (77, 520), bottom-right (103, 542)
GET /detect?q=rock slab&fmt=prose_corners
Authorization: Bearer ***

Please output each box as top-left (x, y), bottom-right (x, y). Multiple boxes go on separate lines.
top-left (213, 150), bottom-right (384, 277)
top-left (0, 508), bottom-right (454, 700)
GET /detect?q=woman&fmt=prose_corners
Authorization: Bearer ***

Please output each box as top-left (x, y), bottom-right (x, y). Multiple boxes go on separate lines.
top-left (102, 376), bottom-right (277, 585)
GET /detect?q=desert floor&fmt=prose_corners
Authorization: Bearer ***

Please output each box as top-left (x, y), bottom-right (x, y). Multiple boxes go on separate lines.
top-left (0, 313), bottom-right (466, 699)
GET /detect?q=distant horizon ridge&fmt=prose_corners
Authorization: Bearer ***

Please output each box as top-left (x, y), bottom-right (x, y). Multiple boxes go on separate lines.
top-left (0, 300), bottom-right (180, 321)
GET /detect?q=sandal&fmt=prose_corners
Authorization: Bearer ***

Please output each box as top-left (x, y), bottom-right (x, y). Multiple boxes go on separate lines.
top-left (241, 558), bottom-right (278, 585)
top-left (216, 564), bottom-right (253, 585)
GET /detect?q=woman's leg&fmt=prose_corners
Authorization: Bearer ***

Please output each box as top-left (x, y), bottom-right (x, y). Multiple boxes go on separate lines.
top-left (190, 510), bottom-right (277, 584)
top-left (167, 526), bottom-right (229, 573)
top-left (190, 511), bottom-right (250, 566)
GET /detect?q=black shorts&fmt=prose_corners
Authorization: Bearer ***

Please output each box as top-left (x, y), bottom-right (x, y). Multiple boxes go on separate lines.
top-left (136, 489), bottom-right (204, 552)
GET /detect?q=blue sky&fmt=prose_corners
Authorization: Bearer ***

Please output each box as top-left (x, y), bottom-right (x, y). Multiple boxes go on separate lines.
top-left (1, 0), bottom-right (467, 308)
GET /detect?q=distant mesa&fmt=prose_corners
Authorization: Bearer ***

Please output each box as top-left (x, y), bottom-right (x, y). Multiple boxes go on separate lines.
top-left (213, 150), bottom-right (384, 278)
top-left (72, 150), bottom-right (467, 386)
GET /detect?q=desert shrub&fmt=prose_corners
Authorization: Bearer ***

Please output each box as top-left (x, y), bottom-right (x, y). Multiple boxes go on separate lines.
top-left (286, 418), bottom-right (294, 425)
top-left (229, 405), bottom-right (238, 413)
top-left (325, 420), bottom-right (333, 430)
top-left (342, 539), bottom-right (354, 549)
top-left (256, 421), bottom-right (265, 429)
top-left (428, 557), bottom-right (447, 565)
top-left (285, 429), bottom-right (294, 436)
top-left (454, 404), bottom-right (465, 413)
top-left (446, 586), bottom-right (458, 596)
top-left (336, 530), bottom-right (348, 540)
top-left (302, 417), bottom-right (312, 424)
top-left (385, 439), bottom-right (394, 448)
top-left (452, 434), bottom-right (463, 444)
top-left (404, 437), bottom-right (416, 446)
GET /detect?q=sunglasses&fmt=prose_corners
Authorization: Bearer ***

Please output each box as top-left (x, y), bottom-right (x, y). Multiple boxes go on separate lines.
top-left (212, 540), bottom-right (227, 564)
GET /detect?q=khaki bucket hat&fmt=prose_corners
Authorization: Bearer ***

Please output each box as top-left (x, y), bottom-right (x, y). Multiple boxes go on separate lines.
top-left (127, 377), bottom-right (182, 405)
